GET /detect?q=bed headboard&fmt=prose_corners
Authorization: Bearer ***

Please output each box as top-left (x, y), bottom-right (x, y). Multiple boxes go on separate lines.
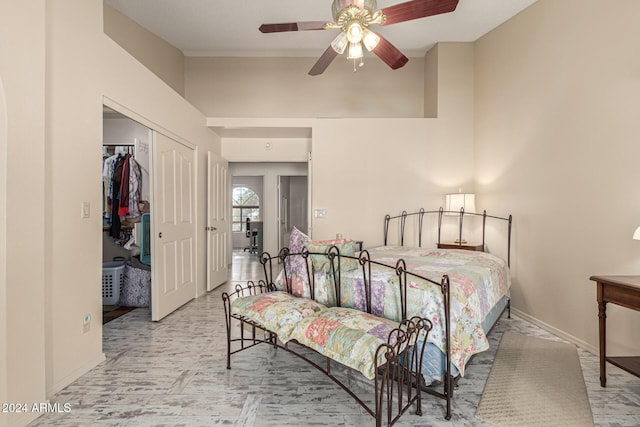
top-left (383, 208), bottom-right (513, 267)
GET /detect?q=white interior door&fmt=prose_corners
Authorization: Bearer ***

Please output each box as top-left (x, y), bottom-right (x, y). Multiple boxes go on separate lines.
top-left (277, 176), bottom-right (288, 249)
top-left (206, 151), bottom-right (229, 291)
top-left (151, 132), bottom-right (196, 321)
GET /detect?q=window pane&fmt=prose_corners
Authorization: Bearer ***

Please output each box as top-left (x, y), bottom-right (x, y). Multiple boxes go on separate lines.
top-left (246, 208), bottom-right (259, 221)
top-left (232, 187), bottom-right (260, 232)
top-left (232, 187), bottom-right (259, 206)
top-left (232, 208), bottom-right (242, 222)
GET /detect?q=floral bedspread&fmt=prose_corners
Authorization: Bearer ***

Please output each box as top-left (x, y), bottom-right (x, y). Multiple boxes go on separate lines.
top-left (275, 246), bottom-right (510, 377)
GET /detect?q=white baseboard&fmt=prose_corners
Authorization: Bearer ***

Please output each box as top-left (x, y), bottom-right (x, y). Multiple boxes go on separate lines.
top-left (47, 352), bottom-right (106, 397)
top-left (511, 308), bottom-right (598, 355)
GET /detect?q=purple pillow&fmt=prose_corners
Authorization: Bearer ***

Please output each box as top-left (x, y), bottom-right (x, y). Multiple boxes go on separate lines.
top-left (286, 227), bottom-right (311, 298)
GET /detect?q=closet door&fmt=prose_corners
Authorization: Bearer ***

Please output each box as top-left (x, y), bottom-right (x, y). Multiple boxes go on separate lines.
top-left (206, 151), bottom-right (229, 291)
top-left (151, 132), bottom-right (196, 321)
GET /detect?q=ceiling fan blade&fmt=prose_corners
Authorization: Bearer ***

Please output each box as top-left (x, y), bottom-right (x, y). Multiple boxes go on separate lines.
top-left (379, 0), bottom-right (459, 26)
top-left (370, 34), bottom-right (409, 70)
top-left (259, 21), bottom-right (327, 33)
top-left (308, 46), bottom-right (339, 76)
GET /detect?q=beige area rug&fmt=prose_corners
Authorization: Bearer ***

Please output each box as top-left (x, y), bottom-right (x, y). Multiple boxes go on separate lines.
top-left (475, 331), bottom-right (594, 427)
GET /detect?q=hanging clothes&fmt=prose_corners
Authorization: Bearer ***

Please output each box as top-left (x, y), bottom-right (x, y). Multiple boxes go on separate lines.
top-left (102, 153), bottom-right (118, 220)
top-left (128, 157), bottom-right (142, 218)
top-left (118, 153), bottom-right (131, 217)
top-left (102, 147), bottom-right (144, 237)
top-left (110, 154), bottom-right (126, 237)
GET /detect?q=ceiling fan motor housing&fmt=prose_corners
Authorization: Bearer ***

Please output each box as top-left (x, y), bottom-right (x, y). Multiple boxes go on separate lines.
top-left (332, 0), bottom-right (378, 21)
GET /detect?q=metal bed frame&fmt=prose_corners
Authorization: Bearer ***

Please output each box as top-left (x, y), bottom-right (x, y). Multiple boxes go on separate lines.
top-left (382, 208), bottom-right (513, 408)
top-left (223, 208), bottom-right (512, 423)
top-left (384, 207), bottom-right (513, 267)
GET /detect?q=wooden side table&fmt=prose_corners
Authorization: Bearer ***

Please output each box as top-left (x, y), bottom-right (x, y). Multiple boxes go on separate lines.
top-left (589, 275), bottom-right (640, 387)
top-left (437, 242), bottom-right (484, 252)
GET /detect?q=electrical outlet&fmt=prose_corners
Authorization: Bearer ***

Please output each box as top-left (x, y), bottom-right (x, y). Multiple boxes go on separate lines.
top-left (83, 314), bottom-right (91, 333)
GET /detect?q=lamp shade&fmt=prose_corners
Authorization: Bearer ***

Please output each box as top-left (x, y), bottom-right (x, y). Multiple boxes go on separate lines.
top-left (445, 193), bottom-right (476, 215)
top-left (633, 226), bottom-right (640, 240)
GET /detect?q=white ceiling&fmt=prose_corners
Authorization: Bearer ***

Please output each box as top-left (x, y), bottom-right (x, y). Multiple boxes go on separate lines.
top-left (104, 0), bottom-right (538, 58)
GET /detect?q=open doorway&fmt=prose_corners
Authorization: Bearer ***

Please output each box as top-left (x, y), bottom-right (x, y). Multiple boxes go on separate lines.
top-left (102, 106), bottom-right (152, 324)
top-left (229, 162), bottom-right (308, 256)
top-left (231, 176), bottom-right (263, 254)
top-left (278, 176), bottom-right (308, 249)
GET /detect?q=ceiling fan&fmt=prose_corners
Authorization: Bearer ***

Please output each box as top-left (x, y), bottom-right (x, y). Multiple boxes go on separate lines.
top-left (259, 0), bottom-right (459, 76)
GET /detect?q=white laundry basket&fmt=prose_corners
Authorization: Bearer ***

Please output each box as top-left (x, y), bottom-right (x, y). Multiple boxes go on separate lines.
top-left (102, 260), bottom-right (125, 305)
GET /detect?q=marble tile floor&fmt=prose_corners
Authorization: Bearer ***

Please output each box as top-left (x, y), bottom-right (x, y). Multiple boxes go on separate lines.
top-left (29, 252), bottom-right (640, 426)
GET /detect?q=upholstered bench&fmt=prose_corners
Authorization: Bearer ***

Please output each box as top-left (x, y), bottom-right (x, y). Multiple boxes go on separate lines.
top-left (222, 247), bottom-right (432, 427)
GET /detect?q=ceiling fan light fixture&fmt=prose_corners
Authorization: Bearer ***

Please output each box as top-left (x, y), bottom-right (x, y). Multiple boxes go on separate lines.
top-left (362, 28), bottom-right (380, 51)
top-left (330, 31), bottom-right (348, 54)
top-left (347, 41), bottom-right (363, 60)
top-left (346, 22), bottom-right (363, 43)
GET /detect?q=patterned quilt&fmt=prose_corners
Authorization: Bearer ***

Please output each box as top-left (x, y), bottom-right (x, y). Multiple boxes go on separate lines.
top-left (275, 246), bottom-right (511, 377)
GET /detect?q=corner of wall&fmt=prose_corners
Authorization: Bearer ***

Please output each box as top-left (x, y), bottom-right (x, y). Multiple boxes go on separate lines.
top-left (423, 44), bottom-right (439, 118)
top-left (103, 3), bottom-right (185, 96)
top-left (434, 42), bottom-right (475, 122)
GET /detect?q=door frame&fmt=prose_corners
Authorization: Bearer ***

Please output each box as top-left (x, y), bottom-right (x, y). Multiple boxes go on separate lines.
top-left (102, 97), bottom-right (200, 322)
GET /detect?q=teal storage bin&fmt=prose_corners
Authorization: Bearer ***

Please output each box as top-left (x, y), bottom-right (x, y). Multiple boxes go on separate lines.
top-left (140, 213), bottom-right (151, 265)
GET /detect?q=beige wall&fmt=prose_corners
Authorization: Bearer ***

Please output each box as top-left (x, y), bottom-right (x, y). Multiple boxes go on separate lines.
top-left (103, 3), bottom-right (185, 96)
top-left (423, 45), bottom-right (438, 118)
top-left (206, 43), bottom-right (477, 249)
top-left (185, 56), bottom-right (425, 118)
top-left (309, 44), bottom-right (476, 245)
top-left (310, 116), bottom-right (475, 247)
top-left (45, 0), bottom-right (220, 395)
top-left (0, 75), bottom-right (6, 427)
top-left (1, 2), bottom-right (221, 425)
top-left (475, 0), bottom-right (640, 354)
top-left (0, 1), bottom-right (47, 426)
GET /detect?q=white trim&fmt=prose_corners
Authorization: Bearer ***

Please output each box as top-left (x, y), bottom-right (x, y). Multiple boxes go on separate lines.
top-left (512, 308), bottom-right (597, 355)
top-left (47, 353), bottom-right (106, 396)
top-left (103, 96), bottom-right (195, 150)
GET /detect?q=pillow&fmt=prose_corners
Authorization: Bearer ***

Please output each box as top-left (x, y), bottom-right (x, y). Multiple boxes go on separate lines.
top-left (304, 239), bottom-right (358, 272)
top-left (289, 226), bottom-right (309, 253)
top-left (286, 226), bottom-right (311, 298)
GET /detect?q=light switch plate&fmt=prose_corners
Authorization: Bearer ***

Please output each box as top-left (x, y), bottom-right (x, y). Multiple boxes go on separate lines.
top-left (81, 202), bottom-right (90, 219)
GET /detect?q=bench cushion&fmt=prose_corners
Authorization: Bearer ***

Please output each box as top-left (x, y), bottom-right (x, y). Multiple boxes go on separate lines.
top-left (304, 239), bottom-right (359, 272)
top-left (289, 307), bottom-right (403, 380)
top-left (230, 291), bottom-right (326, 342)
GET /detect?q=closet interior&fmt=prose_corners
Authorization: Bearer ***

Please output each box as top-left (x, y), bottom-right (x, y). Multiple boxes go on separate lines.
top-left (102, 107), bottom-right (152, 322)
